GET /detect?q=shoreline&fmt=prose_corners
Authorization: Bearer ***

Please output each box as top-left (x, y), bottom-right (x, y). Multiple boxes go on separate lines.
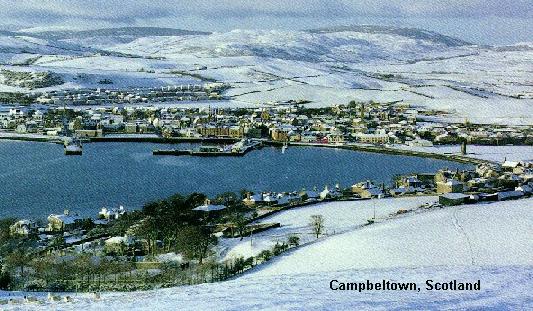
top-left (0, 133), bottom-right (501, 165)
top-left (266, 141), bottom-right (495, 165)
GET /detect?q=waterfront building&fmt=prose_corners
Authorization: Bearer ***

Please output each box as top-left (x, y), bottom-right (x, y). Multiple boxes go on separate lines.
top-left (300, 133), bottom-right (318, 143)
top-left (125, 123), bottom-right (137, 133)
top-left (390, 186), bottom-right (419, 196)
top-left (276, 193), bottom-right (300, 205)
top-left (401, 176), bottom-right (423, 188)
top-left (197, 125), bottom-right (230, 137)
top-left (47, 210), bottom-right (83, 232)
top-left (243, 193), bottom-right (265, 206)
top-left (326, 133), bottom-right (345, 145)
top-left (352, 181), bottom-right (383, 198)
top-left (436, 179), bottom-right (464, 194)
top-left (262, 194), bottom-right (278, 206)
top-left (299, 188), bottom-right (320, 201)
top-left (355, 132), bottom-right (389, 144)
top-left (192, 199), bottom-right (227, 212)
top-left (99, 206), bottom-right (127, 220)
top-left (10, 219), bottom-right (38, 236)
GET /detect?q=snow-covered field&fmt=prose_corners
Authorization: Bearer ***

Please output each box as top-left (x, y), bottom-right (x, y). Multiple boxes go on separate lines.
top-left (2, 265), bottom-right (530, 310)
top-left (1, 27), bottom-right (531, 125)
top-left (219, 196), bottom-right (437, 261)
top-left (2, 198), bottom-right (531, 310)
top-left (251, 199), bottom-right (532, 277)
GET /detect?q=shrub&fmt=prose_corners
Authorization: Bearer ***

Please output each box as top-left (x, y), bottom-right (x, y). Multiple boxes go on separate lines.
top-left (258, 250), bottom-right (272, 262)
top-left (288, 235), bottom-right (300, 247)
top-left (272, 243), bottom-right (288, 256)
top-left (232, 257), bottom-right (246, 273)
top-left (243, 257), bottom-right (254, 269)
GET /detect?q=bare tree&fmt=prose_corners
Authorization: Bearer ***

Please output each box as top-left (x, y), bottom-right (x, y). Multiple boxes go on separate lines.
top-left (310, 215), bottom-right (324, 239)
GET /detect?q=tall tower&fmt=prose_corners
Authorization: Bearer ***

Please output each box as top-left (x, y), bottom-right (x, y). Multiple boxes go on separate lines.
top-left (461, 140), bottom-right (467, 155)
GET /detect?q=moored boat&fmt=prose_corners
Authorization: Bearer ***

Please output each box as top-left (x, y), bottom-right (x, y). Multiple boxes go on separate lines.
top-left (64, 138), bottom-right (83, 155)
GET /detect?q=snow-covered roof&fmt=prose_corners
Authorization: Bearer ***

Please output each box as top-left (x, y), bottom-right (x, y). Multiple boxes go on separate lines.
top-left (366, 188), bottom-right (383, 196)
top-left (440, 193), bottom-right (469, 200)
top-left (302, 190), bottom-right (319, 198)
top-left (502, 161), bottom-right (520, 168)
top-left (105, 236), bottom-right (134, 245)
top-left (263, 195), bottom-right (277, 202)
top-left (48, 214), bottom-right (81, 225)
top-left (193, 203), bottom-right (226, 212)
top-left (446, 179), bottom-right (463, 185)
top-left (497, 191), bottom-right (524, 200)
top-left (516, 185), bottom-right (532, 193)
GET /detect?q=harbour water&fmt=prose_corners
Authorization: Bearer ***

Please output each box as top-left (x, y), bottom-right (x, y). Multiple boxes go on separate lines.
top-left (0, 141), bottom-right (471, 219)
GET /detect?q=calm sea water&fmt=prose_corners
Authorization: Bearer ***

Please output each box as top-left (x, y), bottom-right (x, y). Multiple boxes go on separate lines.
top-left (0, 141), bottom-right (470, 219)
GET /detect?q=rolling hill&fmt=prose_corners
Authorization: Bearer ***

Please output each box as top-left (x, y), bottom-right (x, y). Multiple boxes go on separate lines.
top-left (1, 198), bottom-right (531, 310)
top-left (0, 26), bottom-right (531, 125)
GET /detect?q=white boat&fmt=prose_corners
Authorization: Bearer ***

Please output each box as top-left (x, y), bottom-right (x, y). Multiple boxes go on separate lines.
top-left (64, 138), bottom-right (83, 155)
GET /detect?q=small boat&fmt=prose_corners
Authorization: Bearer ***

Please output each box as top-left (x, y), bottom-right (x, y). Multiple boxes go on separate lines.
top-left (281, 142), bottom-right (288, 154)
top-left (64, 138), bottom-right (82, 155)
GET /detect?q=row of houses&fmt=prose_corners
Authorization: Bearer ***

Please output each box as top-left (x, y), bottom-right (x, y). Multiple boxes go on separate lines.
top-left (9, 206), bottom-right (127, 237)
top-left (237, 160), bottom-right (533, 210)
top-left (2, 102), bottom-right (531, 147)
top-left (33, 83), bottom-right (227, 106)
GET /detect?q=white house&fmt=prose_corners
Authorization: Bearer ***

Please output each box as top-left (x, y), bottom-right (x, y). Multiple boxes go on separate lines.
top-left (192, 199), bottom-right (227, 212)
top-left (10, 219), bottom-right (37, 236)
top-left (99, 206), bottom-right (127, 220)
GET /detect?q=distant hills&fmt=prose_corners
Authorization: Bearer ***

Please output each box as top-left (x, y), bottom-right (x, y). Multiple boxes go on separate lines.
top-left (19, 27), bottom-right (211, 40)
top-left (0, 25), bottom-right (478, 64)
top-left (307, 25), bottom-right (471, 47)
top-left (10, 25), bottom-right (471, 48)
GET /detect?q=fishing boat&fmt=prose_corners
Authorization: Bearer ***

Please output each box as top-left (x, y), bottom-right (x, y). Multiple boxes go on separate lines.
top-left (64, 137), bottom-right (83, 155)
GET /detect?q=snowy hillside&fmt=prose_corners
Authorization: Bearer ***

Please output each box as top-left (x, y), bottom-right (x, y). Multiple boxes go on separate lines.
top-left (250, 199), bottom-right (532, 277)
top-left (1, 198), bottom-right (531, 310)
top-left (219, 196), bottom-right (437, 261)
top-left (307, 25), bottom-right (471, 47)
top-left (37, 27), bottom-right (211, 50)
top-left (0, 26), bottom-right (531, 125)
top-left (110, 28), bottom-right (475, 63)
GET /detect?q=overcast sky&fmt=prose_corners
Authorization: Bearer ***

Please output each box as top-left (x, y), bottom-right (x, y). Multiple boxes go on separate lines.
top-left (1, 1), bottom-right (531, 44)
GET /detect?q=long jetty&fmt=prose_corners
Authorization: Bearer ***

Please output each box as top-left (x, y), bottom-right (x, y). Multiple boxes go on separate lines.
top-left (153, 139), bottom-right (262, 157)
